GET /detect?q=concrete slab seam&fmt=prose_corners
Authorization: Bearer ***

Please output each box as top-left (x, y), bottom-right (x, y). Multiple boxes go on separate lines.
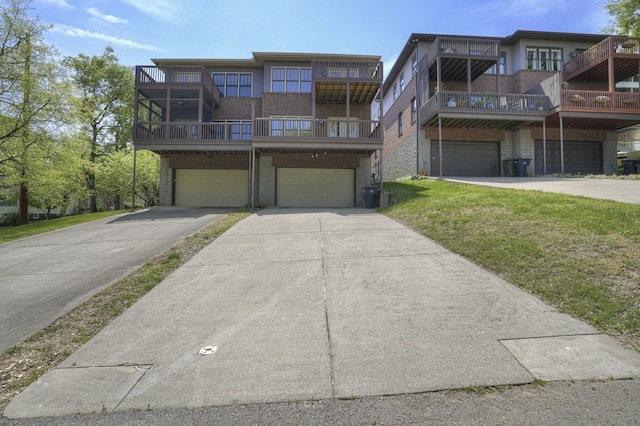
top-left (114, 364), bottom-right (153, 411)
top-left (320, 218), bottom-right (337, 398)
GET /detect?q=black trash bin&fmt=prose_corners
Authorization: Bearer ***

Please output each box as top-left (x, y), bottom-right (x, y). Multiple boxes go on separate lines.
top-left (515, 159), bottom-right (531, 177)
top-left (361, 186), bottom-right (379, 208)
top-left (622, 159), bottom-right (639, 175)
top-left (503, 159), bottom-right (516, 177)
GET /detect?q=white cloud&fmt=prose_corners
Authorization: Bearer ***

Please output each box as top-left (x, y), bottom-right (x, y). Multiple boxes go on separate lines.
top-left (41, 0), bottom-right (74, 9)
top-left (120, 0), bottom-right (179, 21)
top-left (86, 7), bottom-right (129, 25)
top-left (52, 24), bottom-right (162, 52)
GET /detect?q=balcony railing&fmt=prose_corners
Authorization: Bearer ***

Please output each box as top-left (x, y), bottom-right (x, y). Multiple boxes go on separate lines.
top-left (425, 37), bottom-right (500, 65)
top-left (420, 91), bottom-right (551, 123)
top-left (560, 90), bottom-right (640, 112)
top-left (253, 118), bottom-right (382, 144)
top-left (312, 59), bottom-right (383, 81)
top-left (564, 36), bottom-right (640, 80)
top-left (135, 65), bottom-right (220, 104)
top-left (134, 121), bottom-right (252, 146)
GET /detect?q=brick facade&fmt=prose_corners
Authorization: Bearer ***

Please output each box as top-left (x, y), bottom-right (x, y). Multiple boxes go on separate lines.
top-left (167, 153), bottom-right (250, 169)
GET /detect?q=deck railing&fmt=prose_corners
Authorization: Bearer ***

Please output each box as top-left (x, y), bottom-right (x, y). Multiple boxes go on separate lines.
top-left (134, 121), bottom-right (252, 145)
top-left (135, 65), bottom-right (220, 102)
top-left (426, 37), bottom-right (500, 65)
top-left (253, 118), bottom-right (382, 143)
top-left (134, 118), bottom-right (383, 145)
top-left (563, 36), bottom-right (640, 80)
top-left (420, 91), bottom-right (550, 122)
top-left (560, 90), bottom-right (640, 112)
top-left (312, 59), bottom-right (383, 81)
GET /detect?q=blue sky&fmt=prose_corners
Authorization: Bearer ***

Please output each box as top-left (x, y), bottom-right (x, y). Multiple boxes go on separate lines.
top-left (33, 0), bottom-right (611, 70)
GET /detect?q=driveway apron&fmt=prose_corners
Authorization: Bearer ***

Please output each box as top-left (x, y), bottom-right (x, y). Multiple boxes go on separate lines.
top-left (5, 208), bottom-right (640, 419)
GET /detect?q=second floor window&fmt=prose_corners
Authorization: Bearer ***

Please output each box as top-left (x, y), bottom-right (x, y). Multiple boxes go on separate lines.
top-left (213, 73), bottom-right (253, 97)
top-left (398, 111), bottom-right (403, 136)
top-left (411, 97), bottom-right (417, 123)
top-left (527, 47), bottom-right (562, 71)
top-left (272, 67), bottom-right (312, 93)
top-left (486, 52), bottom-right (507, 75)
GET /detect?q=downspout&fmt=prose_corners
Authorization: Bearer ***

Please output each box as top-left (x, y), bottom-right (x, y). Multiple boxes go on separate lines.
top-left (560, 115), bottom-right (565, 174)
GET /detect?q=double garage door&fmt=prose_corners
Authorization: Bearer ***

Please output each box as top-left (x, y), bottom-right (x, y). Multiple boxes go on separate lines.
top-left (277, 168), bottom-right (355, 207)
top-left (175, 169), bottom-right (248, 207)
top-left (430, 141), bottom-right (501, 176)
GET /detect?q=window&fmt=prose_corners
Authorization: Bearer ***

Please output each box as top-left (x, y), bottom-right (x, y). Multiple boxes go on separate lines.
top-left (412, 52), bottom-right (418, 76)
top-left (230, 122), bottom-right (252, 140)
top-left (270, 116), bottom-right (312, 137)
top-left (527, 47), bottom-right (562, 71)
top-left (226, 74), bottom-right (238, 97)
top-left (393, 82), bottom-right (398, 100)
top-left (328, 117), bottom-right (358, 138)
top-left (486, 52), bottom-right (507, 75)
top-left (398, 111), bottom-right (403, 136)
top-left (411, 97), bottom-right (417, 123)
top-left (213, 73), bottom-right (253, 97)
top-left (400, 73), bottom-right (405, 92)
top-left (272, 67), bottom-right (312, 93)
top-left (239, 74), bottom-right (252, 97)
top-left (327, 68), bottom-right (359, 77)
top-left (300, 69), bottom-right (312, 93)
top-left (176, 72), bottom-right (201, 83)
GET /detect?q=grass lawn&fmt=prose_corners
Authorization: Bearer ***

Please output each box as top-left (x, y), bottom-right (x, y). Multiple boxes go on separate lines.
top-left (380, 179), bottom-right (640, 350)
top-left (0, 210), bottom-right (127, 245)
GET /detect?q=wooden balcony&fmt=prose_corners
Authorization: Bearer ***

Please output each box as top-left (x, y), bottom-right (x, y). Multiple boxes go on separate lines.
top-left (134, 121), bottom-right (252, 151)
top-left (312, 59), bottom-right (382, 104)
top-left (136, 65), bottom-right (220, 105)
top-left (252, 117), bottom-right (382, 149)
top-left (422, 37), bottom-right (501, 82)
top-left (560, 90), bottom-right (640, 112)
top-left (563, 36), bottom-right (640, 82)
top-left (419, 91), bottom-right (550, 128)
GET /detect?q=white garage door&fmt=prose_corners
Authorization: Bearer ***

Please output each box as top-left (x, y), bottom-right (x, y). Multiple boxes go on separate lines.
top-left (175, 169), bottom-right (248, 207)
top-left (277, 168), bottom-right (354, 207)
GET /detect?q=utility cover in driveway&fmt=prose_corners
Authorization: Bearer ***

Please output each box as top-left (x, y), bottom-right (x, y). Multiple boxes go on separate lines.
top-left (277, 168), bottom-right (354, 207)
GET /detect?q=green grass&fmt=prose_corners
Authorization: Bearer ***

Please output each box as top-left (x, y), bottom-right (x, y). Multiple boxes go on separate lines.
top-left (380, 180), bottom-right (640, 342)
top-left (0, 210), bottom-right (127, 244)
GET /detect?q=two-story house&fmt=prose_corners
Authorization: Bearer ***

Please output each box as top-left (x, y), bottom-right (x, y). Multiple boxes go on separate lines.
top-left (378, 30), bottom-right (640, 179)
top-left (134, 52), bottom-right (383, 208)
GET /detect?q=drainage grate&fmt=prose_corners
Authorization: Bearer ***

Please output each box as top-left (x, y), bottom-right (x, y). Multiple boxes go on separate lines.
top-left (199, 345), bottom-right (218, 356)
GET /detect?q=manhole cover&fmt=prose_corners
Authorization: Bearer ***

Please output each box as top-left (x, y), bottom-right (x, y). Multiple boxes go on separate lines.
top-left (199, 345), bottom-right (218, 356)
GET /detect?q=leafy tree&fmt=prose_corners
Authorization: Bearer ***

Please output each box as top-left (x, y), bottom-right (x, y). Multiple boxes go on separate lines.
top-left (94, 148), bottom-right (159, 210)
top-left (27, 135), bottom-right (89, 218)
top-left (64, 46), bottom-right (134, 213)
top-left (134, 150), bottom-right (160, 207)
top-left (0, 0), bottom-right (65, 224)
top-left (604, 0), bottom-right (640, 36)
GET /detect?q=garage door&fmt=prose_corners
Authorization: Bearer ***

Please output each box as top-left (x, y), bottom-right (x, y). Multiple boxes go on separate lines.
top-left (175, 169), bottom-right (248, 207)
top-left (277, 168), bottom-right (354, 207)
top-left (535, 140), bottom-right (602, 175)
top-left (430, 141), bottom-right (500, 176)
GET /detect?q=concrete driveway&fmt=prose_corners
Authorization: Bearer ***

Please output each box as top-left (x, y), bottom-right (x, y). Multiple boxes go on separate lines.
top-left (5, 208), bottom-right (640, 419)
top-left (444, 177), bottom-right (640, 204)
top-left (0, 207), bottom-right (228, 353)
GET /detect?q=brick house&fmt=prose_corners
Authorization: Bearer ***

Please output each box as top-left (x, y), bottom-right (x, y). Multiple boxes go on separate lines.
top-left (134, 52), bottom-right (383, 207)
top-left (377, 30), bottom-right (640, 179)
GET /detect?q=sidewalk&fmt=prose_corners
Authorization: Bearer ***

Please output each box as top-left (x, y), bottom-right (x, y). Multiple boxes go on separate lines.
top-left (4, 209), bottom-right (640, 419)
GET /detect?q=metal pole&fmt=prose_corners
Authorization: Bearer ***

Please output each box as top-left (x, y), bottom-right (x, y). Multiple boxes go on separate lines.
top-left (438, 116), bottom-right (443, 177)
top-left (560, 115), bottom-right (565, 174)
top-left (543, 120), bottom-right (547, 175)
top-left (131, 148), bottom-right (137, 211)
